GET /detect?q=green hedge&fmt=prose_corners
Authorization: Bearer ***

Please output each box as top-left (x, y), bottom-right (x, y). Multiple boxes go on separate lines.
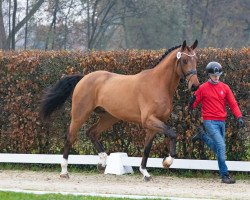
top-left (0, 48), bottom-right (249, 161)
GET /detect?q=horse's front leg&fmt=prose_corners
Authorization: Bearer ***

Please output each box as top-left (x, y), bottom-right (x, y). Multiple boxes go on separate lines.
top-left (142, 116), bottom-right (177, 178)
top-left (140, 129), bottom-right (156, 181)
top-left (163, 133), bottom-right (176, 168)
top-left (169, 136), bottom-right (176, 157)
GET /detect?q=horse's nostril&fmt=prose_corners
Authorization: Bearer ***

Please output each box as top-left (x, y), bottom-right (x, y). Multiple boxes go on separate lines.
top-left (191, 85), bottom-right (199, 91)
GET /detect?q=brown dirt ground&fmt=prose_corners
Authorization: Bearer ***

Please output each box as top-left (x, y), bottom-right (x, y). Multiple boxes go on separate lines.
top-left (0, 170), bottom-right (249, 199)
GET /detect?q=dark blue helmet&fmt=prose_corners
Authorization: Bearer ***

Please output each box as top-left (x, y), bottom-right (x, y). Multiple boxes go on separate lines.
top-left (206, 62), bottom-right (223, 75)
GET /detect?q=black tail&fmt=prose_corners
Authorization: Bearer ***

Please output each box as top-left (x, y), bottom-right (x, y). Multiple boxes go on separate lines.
top-left (40, 74), bottom-right (84, 120)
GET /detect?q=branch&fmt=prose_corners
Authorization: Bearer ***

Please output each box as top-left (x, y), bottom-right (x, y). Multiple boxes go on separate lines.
top-left (7, 0), bottom-right (45, 45)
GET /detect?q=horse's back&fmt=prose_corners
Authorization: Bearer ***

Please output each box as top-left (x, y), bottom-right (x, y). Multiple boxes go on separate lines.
top-left (74, 70), bottom-right (142, 122)
top-left (77, 70), bottom-right (138, 94)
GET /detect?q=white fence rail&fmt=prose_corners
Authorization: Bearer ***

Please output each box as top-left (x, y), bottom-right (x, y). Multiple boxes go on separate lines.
top-left (0, 153), bottom-right (249, 171)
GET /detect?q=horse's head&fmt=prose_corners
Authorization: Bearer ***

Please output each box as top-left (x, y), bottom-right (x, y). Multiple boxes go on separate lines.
top-left (176, 40), bottom-right (200, 91)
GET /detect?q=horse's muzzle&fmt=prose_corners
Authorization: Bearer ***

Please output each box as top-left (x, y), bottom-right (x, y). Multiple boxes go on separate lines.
top-left (191, 84), bottom-right (199, 91)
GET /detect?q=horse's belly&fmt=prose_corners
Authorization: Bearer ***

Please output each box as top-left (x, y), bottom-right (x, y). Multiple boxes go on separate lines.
top-left (99, 96), bottom-right (141, 123)
top-left (96, 78), bottom-right (141, 123)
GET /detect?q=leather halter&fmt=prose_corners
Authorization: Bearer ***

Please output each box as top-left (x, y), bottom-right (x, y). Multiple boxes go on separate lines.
top-left (176, 50), bottom-right (197, 83)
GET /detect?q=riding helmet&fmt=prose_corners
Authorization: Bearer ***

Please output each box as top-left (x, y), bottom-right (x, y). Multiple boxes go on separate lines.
top-left (205, 62), bottom-right (223, 75)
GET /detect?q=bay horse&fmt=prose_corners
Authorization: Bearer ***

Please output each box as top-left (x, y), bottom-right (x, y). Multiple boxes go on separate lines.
top-left (40, 40), bottom-right (200, 181)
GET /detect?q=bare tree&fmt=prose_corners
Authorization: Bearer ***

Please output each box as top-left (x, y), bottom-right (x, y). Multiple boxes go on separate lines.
top-left (1, 0), bottom-right (249, 50)
top-left (0, 0), bottom-right (45, 50)
top-left (45, 0), bottom-right (59, 50)
top-left (0, 0), bottom-right (7, 49)
top-left (80, 0), bottom-right (142, 50)
top-left (62, 0), bottom-right (74, 49)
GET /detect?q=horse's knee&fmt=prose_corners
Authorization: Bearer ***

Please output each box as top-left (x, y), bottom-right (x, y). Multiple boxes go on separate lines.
top-left (66, 133), bottom-right (77, 144)
top-left (86, 129), bottom-right (92, 139)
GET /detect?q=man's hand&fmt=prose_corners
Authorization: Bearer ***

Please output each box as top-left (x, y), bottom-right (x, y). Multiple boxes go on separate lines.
top-left (237, 117), bottom-right (245, 128)
top-left (188, 95), bottom-right (196, 116)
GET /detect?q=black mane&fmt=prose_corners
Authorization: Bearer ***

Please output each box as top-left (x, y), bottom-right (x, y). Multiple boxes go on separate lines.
top-left (153, 45), bottom-right (181, 68)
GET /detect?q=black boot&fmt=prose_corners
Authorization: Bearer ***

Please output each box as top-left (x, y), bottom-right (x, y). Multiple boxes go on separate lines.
top-left (221, 174), bottom-right (236, 184)
top-left (191, 126), bottom-right (205, 143)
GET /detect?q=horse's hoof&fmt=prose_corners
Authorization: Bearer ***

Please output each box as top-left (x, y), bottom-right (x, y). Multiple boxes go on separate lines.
top-left (162, 156), bottom-right (173, 168)
top-left (60, 173), bottom-right (69, 179)
top-left (144, 176), bottom-right (152, 182)
top-left (97, 163), bottom-right (106, 173)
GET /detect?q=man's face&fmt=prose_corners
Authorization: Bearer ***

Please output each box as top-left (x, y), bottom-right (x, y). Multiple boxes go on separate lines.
top-left (210, 74), bottom-right (220, 83)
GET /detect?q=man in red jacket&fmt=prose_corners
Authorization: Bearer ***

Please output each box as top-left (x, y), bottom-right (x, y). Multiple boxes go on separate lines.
top-left (189, 61), bottom-right (245, 184)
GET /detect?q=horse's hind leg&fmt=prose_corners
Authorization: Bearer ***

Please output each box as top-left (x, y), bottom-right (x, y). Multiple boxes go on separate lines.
top-left (60, 109), bottom-right (92, 178)
top-left (86, 112), bottom-right (119, 171)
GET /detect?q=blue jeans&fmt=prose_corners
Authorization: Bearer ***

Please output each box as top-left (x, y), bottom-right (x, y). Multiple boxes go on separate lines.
top-left (201, 120), bottom-right (228, 177)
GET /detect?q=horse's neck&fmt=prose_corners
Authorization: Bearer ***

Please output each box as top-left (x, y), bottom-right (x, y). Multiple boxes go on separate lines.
top-left (153, 58), bottom-right (180, 94)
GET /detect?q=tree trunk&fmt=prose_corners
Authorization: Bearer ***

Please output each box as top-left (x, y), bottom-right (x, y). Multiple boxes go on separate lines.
top-left (24, 0), bottom-right (29, 49)
top-left (0, 0), bottom-right (7, 50)
top-left (91, 1), bottom-right (116, 49)
top-left (7, 0), bottom-right (45, 48)
top-left (45, 0), bottom-right (59, 50)
top-left (200, 0), bottom-right (209, 38)
top-left (63, 0), bottom-right (73, 49)
top-left (9, 0), bottom-right (11, 40)
top-left (87, 0), bottom-right (90, 49)
top-left (11, 0), bottom-right (17, 50)
top-left (121, 16), bottom-right (129, 49)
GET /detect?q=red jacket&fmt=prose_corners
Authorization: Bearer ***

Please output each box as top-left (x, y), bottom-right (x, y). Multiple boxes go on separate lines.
top-left (193, 81), bottom-right (242, 121)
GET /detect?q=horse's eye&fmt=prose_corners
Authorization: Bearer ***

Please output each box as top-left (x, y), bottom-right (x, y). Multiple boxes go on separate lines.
top-left (182, 58), bottom-right (188, 65)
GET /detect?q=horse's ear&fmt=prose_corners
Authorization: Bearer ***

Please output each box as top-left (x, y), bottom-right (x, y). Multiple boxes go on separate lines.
top-left (181, 40), bottom-right (187, 51)
top-left (191, 40), bottom-right (198, 50)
